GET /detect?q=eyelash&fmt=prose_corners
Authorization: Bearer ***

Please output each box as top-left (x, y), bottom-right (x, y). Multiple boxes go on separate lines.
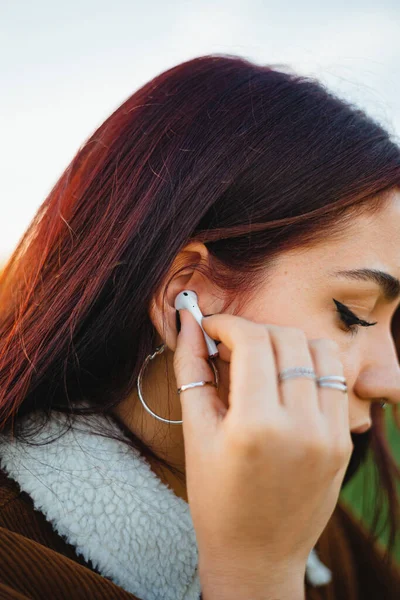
top-left (333, 299), bottom-right (378, 337)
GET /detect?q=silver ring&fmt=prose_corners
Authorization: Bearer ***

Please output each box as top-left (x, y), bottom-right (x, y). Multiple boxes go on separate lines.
top-left (317, 381), bottom-right (348, 393)
top-left (278, 367), bottom-right (316, 381)
top-left (178, 380), bottom-right (217, 394)
top-left (278, 369), bottom-right (348, 393)
top-left (177, 358), bottom-right (219, 396)
top-left (137, 345), bottom-right (220, 425)
top-left (317, 376), bottom-right (346, 384)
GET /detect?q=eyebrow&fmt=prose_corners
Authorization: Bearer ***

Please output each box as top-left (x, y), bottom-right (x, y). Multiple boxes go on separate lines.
top-left (330, 268), bottom-right (400, 302)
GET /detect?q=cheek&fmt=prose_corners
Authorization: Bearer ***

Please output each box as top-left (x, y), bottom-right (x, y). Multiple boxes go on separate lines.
top-left (240, 299), bottom-right (311, 329)
top-left (239, 276), bottom-right (308, 327)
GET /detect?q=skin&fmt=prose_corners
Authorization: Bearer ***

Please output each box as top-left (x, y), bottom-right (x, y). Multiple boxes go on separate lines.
top-left (114, 189), bottom-right (400, 503)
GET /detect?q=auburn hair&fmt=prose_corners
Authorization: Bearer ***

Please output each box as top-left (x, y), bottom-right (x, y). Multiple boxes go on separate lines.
top-left (1, 54), bottom-right (399, 564)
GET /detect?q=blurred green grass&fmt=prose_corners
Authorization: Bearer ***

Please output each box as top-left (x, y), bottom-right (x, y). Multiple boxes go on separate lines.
top-left (340, 409), bottom-right (400, 564)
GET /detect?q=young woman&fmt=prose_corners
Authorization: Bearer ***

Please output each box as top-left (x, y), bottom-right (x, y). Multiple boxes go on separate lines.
top-left (0, 54), bottom-right (399, 600)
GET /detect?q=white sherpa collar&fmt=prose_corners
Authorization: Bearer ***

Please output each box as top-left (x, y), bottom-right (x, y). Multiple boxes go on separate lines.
top-left (0, 410), bottom-right (331, 598)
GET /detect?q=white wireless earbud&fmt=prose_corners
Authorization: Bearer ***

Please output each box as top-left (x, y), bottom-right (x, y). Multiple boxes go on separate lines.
top-left (174, 290), bottom-right (219, 358)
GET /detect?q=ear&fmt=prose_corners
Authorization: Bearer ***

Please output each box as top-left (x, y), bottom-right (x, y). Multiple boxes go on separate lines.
top-left (148, 242), bottom-right (223, 352)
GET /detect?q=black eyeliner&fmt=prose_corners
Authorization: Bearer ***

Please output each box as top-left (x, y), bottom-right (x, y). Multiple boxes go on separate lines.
top-left (332, 299), bottom-right (377, 327)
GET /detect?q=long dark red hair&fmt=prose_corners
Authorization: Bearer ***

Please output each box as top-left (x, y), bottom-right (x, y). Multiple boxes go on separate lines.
top-left (1, 54), bottom-right (399, 563)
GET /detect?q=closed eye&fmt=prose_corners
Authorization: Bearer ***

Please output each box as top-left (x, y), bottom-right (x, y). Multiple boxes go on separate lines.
top-left (333, 298), bottom-right (378, 336)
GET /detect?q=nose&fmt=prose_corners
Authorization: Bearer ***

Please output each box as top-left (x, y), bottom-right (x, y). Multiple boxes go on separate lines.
top-left (353, 333), bottom-right (400, 406)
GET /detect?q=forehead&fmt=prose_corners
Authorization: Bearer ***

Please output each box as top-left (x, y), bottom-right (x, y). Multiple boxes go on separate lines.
top-left (277, 189), bottom-right (400, 278)
top-left (327, 190), bottom-right (400, 269)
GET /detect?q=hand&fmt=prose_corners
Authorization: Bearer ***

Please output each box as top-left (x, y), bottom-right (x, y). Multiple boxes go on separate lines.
top-left (173, 310), bottom-right (353, 598)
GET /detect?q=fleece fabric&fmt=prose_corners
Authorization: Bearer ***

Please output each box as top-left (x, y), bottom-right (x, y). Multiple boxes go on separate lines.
top-left (0, 408), bottom-right (357, 598)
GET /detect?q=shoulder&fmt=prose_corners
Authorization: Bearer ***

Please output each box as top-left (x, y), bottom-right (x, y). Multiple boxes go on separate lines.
top-left (0, 467), bottom-right (20, 510)
top-left (0, 467), bottom-right (89, 563)
top-left (0, 469), bottom-right (140, 599)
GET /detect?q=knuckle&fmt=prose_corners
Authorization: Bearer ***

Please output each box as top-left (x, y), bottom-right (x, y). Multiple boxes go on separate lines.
top-left (173, 351), bottom-right (196, 375)
top-left (332, 438), bottom-right (354, 463)
top-left (226, 420), bottom-right (277, 456)
top-left (228, 430), bottom-right (262, 457)
top-left (301, 431), bottom-right (329, 456)
top-left (173, 350), bottom-right (185, 371)
top-left (310, 427), bottom-right (353, 468)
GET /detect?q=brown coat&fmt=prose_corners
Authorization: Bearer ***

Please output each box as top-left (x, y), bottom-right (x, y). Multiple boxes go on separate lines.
top-left (0, 468), bottom-right (399, 599)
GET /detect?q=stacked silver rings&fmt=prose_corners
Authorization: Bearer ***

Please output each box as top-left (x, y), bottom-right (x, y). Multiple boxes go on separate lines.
top-left (278, 367), bottom-right (347, 393)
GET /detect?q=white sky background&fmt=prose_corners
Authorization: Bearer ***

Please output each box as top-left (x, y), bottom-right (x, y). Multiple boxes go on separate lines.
top-left (1, 0), bottom-right (399, 262)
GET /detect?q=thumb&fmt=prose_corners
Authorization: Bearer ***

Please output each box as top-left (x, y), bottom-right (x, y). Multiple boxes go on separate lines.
top-left (174, 309), bottom-right (224, 435)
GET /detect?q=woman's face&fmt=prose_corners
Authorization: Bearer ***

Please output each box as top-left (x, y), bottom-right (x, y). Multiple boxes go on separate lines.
top-left (234, 190), bottom-right (400, 433)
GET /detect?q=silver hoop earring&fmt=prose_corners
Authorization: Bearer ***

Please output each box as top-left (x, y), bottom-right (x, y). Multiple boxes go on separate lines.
top-left (137, 343), bottom-right (219, 424)
top-left (380, 400), bottom-right (388, 409)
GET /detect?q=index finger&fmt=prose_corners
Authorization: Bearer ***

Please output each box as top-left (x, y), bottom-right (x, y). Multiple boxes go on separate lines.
top-left (202, 313), bottom-right (281, 422)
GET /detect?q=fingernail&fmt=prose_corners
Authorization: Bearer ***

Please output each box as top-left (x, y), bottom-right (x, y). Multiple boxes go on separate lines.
top-left (176, 309), bottom-right (181, 333)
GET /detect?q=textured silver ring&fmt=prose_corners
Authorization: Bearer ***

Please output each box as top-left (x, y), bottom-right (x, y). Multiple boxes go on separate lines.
top-left (278, 367), bottom-right (317, 381)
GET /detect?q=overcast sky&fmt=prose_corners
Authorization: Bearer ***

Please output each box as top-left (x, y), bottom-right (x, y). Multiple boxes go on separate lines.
top-left (1, 0), bottom-right (399, 261)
